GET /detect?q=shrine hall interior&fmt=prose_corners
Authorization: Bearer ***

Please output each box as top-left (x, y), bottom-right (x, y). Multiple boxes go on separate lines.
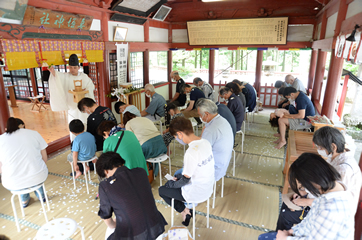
top-left (0, 0), bottom-right (362, 239)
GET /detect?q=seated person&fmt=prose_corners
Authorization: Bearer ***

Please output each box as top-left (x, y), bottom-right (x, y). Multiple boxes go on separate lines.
top-left (77, 97), bottom-right (117, 151)
top-left (277, 87), bottom-right (290, 110)
top-left (123, 112), bottom-right (167, 159)
top-left (285, 74), bottom-right (306, 94)
top-left (114, 101), bottom-right (141, 117)
top-left (219, 87), bottom-right (245, 132)
top-left (97, 152), bottom-right (167, 240)
top-left (274, 80), bottom-right (285, 89)
top-left (141, 84), bottom-right (166, 121)
top-left (0, 117), bottom-right (48, 208)
top-left (162, 102), bottom-right (185, 147)
top-left (67, 119), bottom-right (97, 179)
top-left (97, 121), bottom-right (148, 174)
top-left (216, 102), bottom-right (236, 138)
top-left (259, 153), bottom-right (355, 240)
top-left (181, 84), bottom-right (205, 119)
top-left (193, 77), bottom-right (215, 101)
top-left (169, 70), bottom-right (186, 107)
top-left (196, 99), bottom-right (233, 182)
top-left (232, 79), bottom-right (257, 112)
top-left (275, 127), bottom-right (362, 232)
top-left (158, 117), bottom-right (214, 226)
top-left (225, 82), bottom-right (246, 109)
top-left (274, 87), bottom-right (315, 149)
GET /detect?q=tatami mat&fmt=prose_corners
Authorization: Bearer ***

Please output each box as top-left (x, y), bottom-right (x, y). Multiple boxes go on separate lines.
top-left (0, 109), bottom-right (283, 240)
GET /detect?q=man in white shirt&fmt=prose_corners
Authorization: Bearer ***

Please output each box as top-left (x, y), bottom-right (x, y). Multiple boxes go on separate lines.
top-left (285, 75), bottom-right (306, 94)
top-left (193, 77), bottom-right (215, 102)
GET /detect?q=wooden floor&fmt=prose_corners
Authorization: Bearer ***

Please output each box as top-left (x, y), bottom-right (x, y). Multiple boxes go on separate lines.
top-left (8, 100), bottom-right (69, 143)
top-left (0, 109), bottom-right (285, 240)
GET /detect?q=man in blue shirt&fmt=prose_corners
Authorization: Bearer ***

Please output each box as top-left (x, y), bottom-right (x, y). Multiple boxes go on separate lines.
top-left (275, 87), bottom-right (315, 149)
top-left (196, 99), bottom-right (234, 181)
top-left (141, 84), bottom-right (166, 121)
top-left (216, 102), bottom-right (236, 138)
top-left (219, 87), bottom-right (245, 132)
top-left (181, 84), bottom-right (205, 119)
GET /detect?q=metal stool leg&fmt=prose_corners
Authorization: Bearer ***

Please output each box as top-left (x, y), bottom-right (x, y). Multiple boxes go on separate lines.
top-left (221, 177), bottom-right (224, 198)
top-left (207, 198), bottom-right (210, 228)
top-left (171, 198), bottom-right (174, 227)
top-left (192, 203), bottom-right (196, 239)
top-left (17, 194), bottom-right (25, 217)
top-left (158, 162), bottom-right (162, 186)
top-left (232, 149), bottom-right (235, 176)
top-left (42, 183), bottom-right (50, 211)
top-left (11, 194), bottom-right (20, 232)
top-left (168, 156), bottom-right (171, 175)
top-left (71, 162), bottom-right (76, 189)
top-left (241, 131), bottom-right (244, 154)
top-left (82, 163), bottom-right (89, 194)
top-left (35, 189), bottom-right (48, 222)
top-left (77, 225), bottom-right (86, 240)
top-left (212, 181), bottom-right (216, 209)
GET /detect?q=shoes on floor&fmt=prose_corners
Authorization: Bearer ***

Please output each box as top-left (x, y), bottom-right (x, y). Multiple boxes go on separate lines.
top-left (70, 171), bottom-right (83, 177)
top-left (182, 210), bottom-right (193, 226)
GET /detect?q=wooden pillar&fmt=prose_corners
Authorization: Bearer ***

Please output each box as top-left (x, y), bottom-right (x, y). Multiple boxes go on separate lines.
top-left (144, 20), bottom-right (149, 43)
top-left (321, 55), bottom-right (344, 119)
top-left (209, 50), bottom-right (215, 87)
top-left (355, 152), bottom-right (362, 240)
top-left (255, 50), bottom-right (263, 95)
top-left (167, 50), bottom-right (173, 100)
top-left (97, 51), bottom-right (111, 108)
top-left (308, 50), bottom-right (318, 91)
top-left (29, 68), bottom-right (38, 96)
top-left (0, 68), bottom-right (10, 134)
top-left (144, 49), bottom-right (150, 107)
top-left (311, 50), bottom-right (327, 102)
top-left (337, 75), bottom-right (349, 120)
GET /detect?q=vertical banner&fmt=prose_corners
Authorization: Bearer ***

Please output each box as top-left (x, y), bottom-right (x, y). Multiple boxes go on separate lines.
top-left (116, 43), bottom-right (128, 86)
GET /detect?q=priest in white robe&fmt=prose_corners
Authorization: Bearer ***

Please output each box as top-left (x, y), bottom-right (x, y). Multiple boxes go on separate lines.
top-left (48, 54), bottom-right (95, 140)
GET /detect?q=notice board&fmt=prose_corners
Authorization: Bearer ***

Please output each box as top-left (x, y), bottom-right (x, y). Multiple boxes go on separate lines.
top-left (187, 17), bottom-right (288, 45)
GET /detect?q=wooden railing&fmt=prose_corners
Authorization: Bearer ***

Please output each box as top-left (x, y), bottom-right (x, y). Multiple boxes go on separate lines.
top-left (259, 83), bottom-right (281, 108)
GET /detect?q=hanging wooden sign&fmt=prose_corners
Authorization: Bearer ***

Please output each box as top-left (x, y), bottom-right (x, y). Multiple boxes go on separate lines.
top-left (22, 6), bottom-right (93, 30)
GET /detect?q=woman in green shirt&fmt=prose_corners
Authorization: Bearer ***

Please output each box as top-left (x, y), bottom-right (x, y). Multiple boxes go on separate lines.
top-left (97, 121), bottom-right (148, 175)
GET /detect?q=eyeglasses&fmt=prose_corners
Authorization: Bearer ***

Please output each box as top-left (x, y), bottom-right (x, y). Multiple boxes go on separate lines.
top-left (314, 144), bottom-right (323, 150)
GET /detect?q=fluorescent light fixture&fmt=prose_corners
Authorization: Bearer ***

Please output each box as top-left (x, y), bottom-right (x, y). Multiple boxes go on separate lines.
top-left (153, 5), bottom-right (172, 21)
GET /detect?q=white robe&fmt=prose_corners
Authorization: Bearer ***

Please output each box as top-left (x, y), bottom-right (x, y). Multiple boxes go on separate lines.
top-left (48, 71), bottom-right (95, 140)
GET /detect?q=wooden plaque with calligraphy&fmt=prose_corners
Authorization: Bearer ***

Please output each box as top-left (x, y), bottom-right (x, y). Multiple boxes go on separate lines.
top-left (187, 17), bottom-right (288, 45)
top-left (23, 6), bottom-right (93, 30)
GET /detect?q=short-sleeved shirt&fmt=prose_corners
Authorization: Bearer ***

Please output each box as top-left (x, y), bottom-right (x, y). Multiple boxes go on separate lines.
top-left (175, 78), bottom-right (187, 106)
top-left (123, 105), bottom-right (141, 117)
top-left (217, 103), bottom-right (236, 138)
top-left (182, 139), bottom-right (215, 203)
top-left (295, 91), bottom-right (315, 120)
top-left (202, 114), bottom-right (234, 181)
top-left (87, 106), bottom-right (117, 151)
top-left (0, 129), bottom-right (48, 190)
top-left (190, 87), bottom-right (205, 109)
top-left (103, 130), bottom-right (148, 174)
top-left (292, 78), bottom-right (306, 94)
top-left (146, 92), bottom-right (166, 117)
top-left (200, 82), bottom-right (215, 102)
top-left (72, 132), bottom-right (97, 161)
top-left (227, 93), bottom-right (245, 131)
top-left (238, 93), bottom-right (246, 109)
top-left (98, 166), bottom-right (166, 240)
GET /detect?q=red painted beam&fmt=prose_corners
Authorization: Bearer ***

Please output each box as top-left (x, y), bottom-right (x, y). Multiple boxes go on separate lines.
top-left (0, 68), bottom-right (10, 134)
top-left (340, 12), bottom-right (362, 35)
top-left (144, 20), bottom-right (149, 43)
top-left (308, 49), bottom-right (318, 91)
top-left (167, 50), bottom-right (173, 100)
top-left (337, 75), bottom-right (349, 120)
top-left (149, 20), bottom-right (170, 29)
top-left (143, 49), bottom-right (150, 107)
top-left (321, 55), bottom-right (344, 119)
top-left (334, 0), bottom-right (348, 37)
top-left (320, 11), bottom-right (328, 39)
top-left (255, 50), bottom-right (263, 94)
top-left (209, 50), bottom-right (215, 87)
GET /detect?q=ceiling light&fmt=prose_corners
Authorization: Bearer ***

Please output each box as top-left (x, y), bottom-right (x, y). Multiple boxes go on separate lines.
top-left (314, 7), bottom-right (319, 10)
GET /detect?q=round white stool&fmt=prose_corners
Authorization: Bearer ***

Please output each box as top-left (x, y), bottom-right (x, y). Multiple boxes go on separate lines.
top-left (10, 182), bottom-right (50, 232)
top-left (146, 154), bottom-right (171, 186)
top-left (70, 155), bottom-right (97, 194)
top-left (35, 218), bottom-right (85, 240)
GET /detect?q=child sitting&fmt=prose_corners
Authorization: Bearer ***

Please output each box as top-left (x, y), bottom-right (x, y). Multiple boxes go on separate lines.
top-left (67, 119), bottom-right (97, 179)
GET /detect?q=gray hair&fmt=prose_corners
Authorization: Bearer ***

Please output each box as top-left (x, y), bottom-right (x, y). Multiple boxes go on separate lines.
top-left (144, 84), bottom-right (155, 92)
top-left (312, 126), bottom-right (345, 154)
top-left (219, 87), bottom-right (231, 96)
top-left (193, 77), bottom-right (203, 85)
top-left (196, 98), bottom-right (218, 115)
top-left (171, 71), bottom-right (179, 77)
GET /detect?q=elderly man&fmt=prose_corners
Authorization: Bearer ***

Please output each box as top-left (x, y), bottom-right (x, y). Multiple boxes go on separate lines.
top-left (219, 87), bottom-right (245, 131)
top-left (285, 74), bottom-right (306, 94)
top-left (197, 99), bottom-right (234, 181)
top-left (275, 87), bottom-right (315, 149)
top-left (169, 71), bottom-right (187, 107)
top-left (140, 84), bottom-right (166, 121)
top-left (193, 77), bottom-right (215, 101)
top-left (181, 84), bottom-right (205, 119)
top-left (114, 101), bottom-right (141, 117)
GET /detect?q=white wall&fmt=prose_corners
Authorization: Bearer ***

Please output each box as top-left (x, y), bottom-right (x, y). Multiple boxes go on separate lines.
top-left (325, 12), bottom-right (338, 39)
top-left (346, 0), bottom-right (362, 19)
top-left (90, 19), bottom-right (101, 31)
top-left (149, 27), bottom-right (168, 43)
top-left (287, 25), bottom-right (313, 42)
top-left (108, 21), bottom-right (144, 42)
top-left (172, 29), bottom-right (188, 43)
